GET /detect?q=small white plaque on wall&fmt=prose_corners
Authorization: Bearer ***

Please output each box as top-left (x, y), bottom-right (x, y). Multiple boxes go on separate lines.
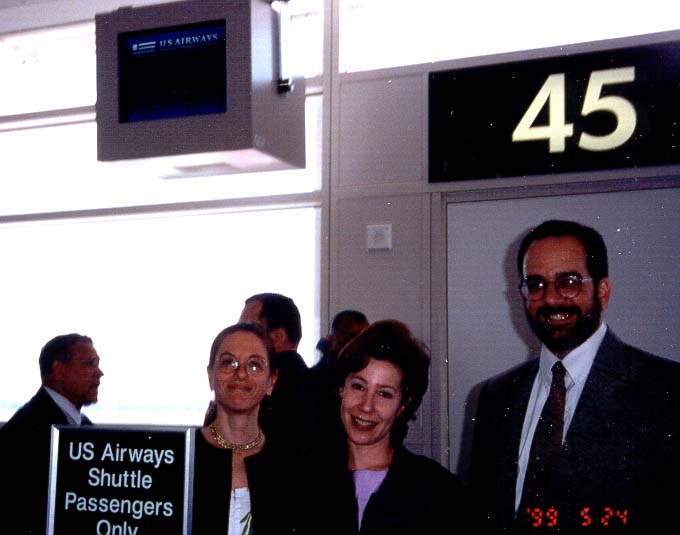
top-left (366, 223), bottom-right (392, 250)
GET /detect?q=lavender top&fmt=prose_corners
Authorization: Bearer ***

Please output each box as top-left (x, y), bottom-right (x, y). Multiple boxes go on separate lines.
top-left (352, 469), bottom-right (389, 527)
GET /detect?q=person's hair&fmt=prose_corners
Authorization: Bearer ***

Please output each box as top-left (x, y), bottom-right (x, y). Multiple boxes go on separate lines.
top-left (208, 322), bottom-right (275, 370)
top-left (331, 309), bottom-right (368, 351)
top-left (39, 333), bottom-right (93, 379)
top-left (517, 220), bottom-right (609, 284)
top-left (331, 309), bottom-right (368, 334)
top-left (335, 319), bottom-right (430, 446)
top-left (245, 293), bottom-right (302, 346)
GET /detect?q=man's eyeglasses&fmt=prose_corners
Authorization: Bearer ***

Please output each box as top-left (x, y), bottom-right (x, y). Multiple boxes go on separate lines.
top-left (519, 274), bottom-right (593, 301)
top-left (219, 356), bottom-right (269, 376)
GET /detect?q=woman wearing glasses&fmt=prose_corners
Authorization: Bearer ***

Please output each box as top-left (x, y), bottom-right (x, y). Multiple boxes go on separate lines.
top-left (328, 320), bottom-right (466, 534)
top-left (192, 322), bottom-right (304, 535)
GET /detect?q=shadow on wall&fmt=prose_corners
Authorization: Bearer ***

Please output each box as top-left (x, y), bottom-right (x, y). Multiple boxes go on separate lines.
top-left (503, 229), bottom-right (541, 361)
top-left (456, 226), bottom-right (541, 482)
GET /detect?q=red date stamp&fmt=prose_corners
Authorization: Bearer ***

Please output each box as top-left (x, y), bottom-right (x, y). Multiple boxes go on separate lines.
top-left (525, 506), bottom-right (629, 527)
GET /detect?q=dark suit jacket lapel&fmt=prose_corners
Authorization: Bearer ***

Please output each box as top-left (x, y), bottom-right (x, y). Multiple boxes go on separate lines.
top-left (564, 330), bottom-right (626, 445)
top-left (498, 361), bottom-right (539, 521)
top-left (560, 331), bottom-right (629, 499)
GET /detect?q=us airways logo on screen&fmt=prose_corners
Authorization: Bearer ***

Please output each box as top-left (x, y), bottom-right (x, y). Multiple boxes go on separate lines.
top-left (159, 31), bottom-right (220, 50)
top-left (130, 31), bottom-right (220, 56)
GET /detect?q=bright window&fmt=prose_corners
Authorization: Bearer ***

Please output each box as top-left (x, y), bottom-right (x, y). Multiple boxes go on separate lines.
top-left (0, 22), bottom-right (95, 115)
top-left (0, 207), bottom-right (321, 425)
top-left (0, 94), bottom-right (323, 216)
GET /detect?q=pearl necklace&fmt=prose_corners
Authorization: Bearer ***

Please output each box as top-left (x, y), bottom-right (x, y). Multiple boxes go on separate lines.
top-left (209, 424), bottom-right (264, 451)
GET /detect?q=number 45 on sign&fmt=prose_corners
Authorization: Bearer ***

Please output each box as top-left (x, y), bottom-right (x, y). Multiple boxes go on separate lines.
top-left (512, 67), bottom-right (636, 153)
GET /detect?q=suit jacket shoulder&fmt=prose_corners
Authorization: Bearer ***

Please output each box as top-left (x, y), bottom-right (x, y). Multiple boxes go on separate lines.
top-left (479, 359), bottom-right (538, 400)
top-left (573, 330), bottom-right (680, 448)
top-left (273, 350), bottom-right (308, 375)
top-left (0, 387), bottom-right (68, 436)
top-left (470, 358), bottom-right (539, 470)
top-left (0, 387), bottom-right (70, 535)
top-left (591, 330), bottom-right (680, 391)
top-left (467, 360), bottom-right (539, 531)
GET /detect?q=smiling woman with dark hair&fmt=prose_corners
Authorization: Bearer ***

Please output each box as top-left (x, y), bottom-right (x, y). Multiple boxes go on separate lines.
top-left (328, 319), bottom-right (467, 534)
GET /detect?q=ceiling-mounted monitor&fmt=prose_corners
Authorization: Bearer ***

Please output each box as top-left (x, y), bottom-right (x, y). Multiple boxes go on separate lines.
top-left (95, 0), bottom-right (305, 175)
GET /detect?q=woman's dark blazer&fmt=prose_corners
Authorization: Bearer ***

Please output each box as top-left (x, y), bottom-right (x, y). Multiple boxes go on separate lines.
top-left (330, 446), bottom-right (466, 535)
top-left (191, 428), bottom-right (310, 535)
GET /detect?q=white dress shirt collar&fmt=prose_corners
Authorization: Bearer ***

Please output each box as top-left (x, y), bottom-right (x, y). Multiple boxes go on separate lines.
top-left (43, 386), bottom-right (82, 425)
top-left (538, 322), bottom-right (608, 392)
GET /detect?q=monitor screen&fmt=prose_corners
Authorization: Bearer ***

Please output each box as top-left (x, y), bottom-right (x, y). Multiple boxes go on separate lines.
top-left (118, 20), bottom-right (226, 123)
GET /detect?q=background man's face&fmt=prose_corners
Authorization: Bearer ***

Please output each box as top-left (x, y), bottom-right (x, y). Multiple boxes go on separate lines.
top-left (522, 235), bottom-right (608, 357)
top-left (53, 340), bottom-right (103, 408)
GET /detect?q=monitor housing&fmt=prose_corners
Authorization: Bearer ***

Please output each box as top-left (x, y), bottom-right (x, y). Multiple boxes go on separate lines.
top-left (96, 0), bottom-right (305, 176)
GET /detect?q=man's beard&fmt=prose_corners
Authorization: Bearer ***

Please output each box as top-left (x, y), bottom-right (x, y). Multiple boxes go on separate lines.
top-left (525, 298), bottom-right (602, 357)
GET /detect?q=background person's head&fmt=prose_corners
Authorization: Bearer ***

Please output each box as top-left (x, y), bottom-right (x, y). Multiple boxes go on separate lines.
top-left (328, 309), bottom-right (369, 360)
top-left (335, 320), bottom-right (430, 447)
top-left (39, 333), bottom-right (102, 409)
top-left (208, 322), bottom-right (277, 415)
top-left (239, 293), bottom-right (302, 352)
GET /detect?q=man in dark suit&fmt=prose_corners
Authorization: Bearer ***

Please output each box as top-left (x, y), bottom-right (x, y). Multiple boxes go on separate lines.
top-left (309, 309), bottom-right (370, 462)
top-left (0, 333), bottom-right (103, 535)
top-left (238, 293), bottom-right (309, 442)
top-left (312, 309), bottom-right (369, 374)
top-left (468, 220), bottom-right (680, 534)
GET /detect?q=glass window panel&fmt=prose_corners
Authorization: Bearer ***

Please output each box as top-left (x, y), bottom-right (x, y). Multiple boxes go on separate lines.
top-left (339, 0), bottom-right (680, 73)
top-left (0, 207), bottom-right (320, 425)
top-left (0, 22), bottom-right (95, 115)
top-left (0, 94), bottom-right (322, 216)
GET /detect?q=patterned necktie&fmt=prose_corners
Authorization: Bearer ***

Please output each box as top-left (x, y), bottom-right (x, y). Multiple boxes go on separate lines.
top-left (520, 361), bottom-right (567, 512)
